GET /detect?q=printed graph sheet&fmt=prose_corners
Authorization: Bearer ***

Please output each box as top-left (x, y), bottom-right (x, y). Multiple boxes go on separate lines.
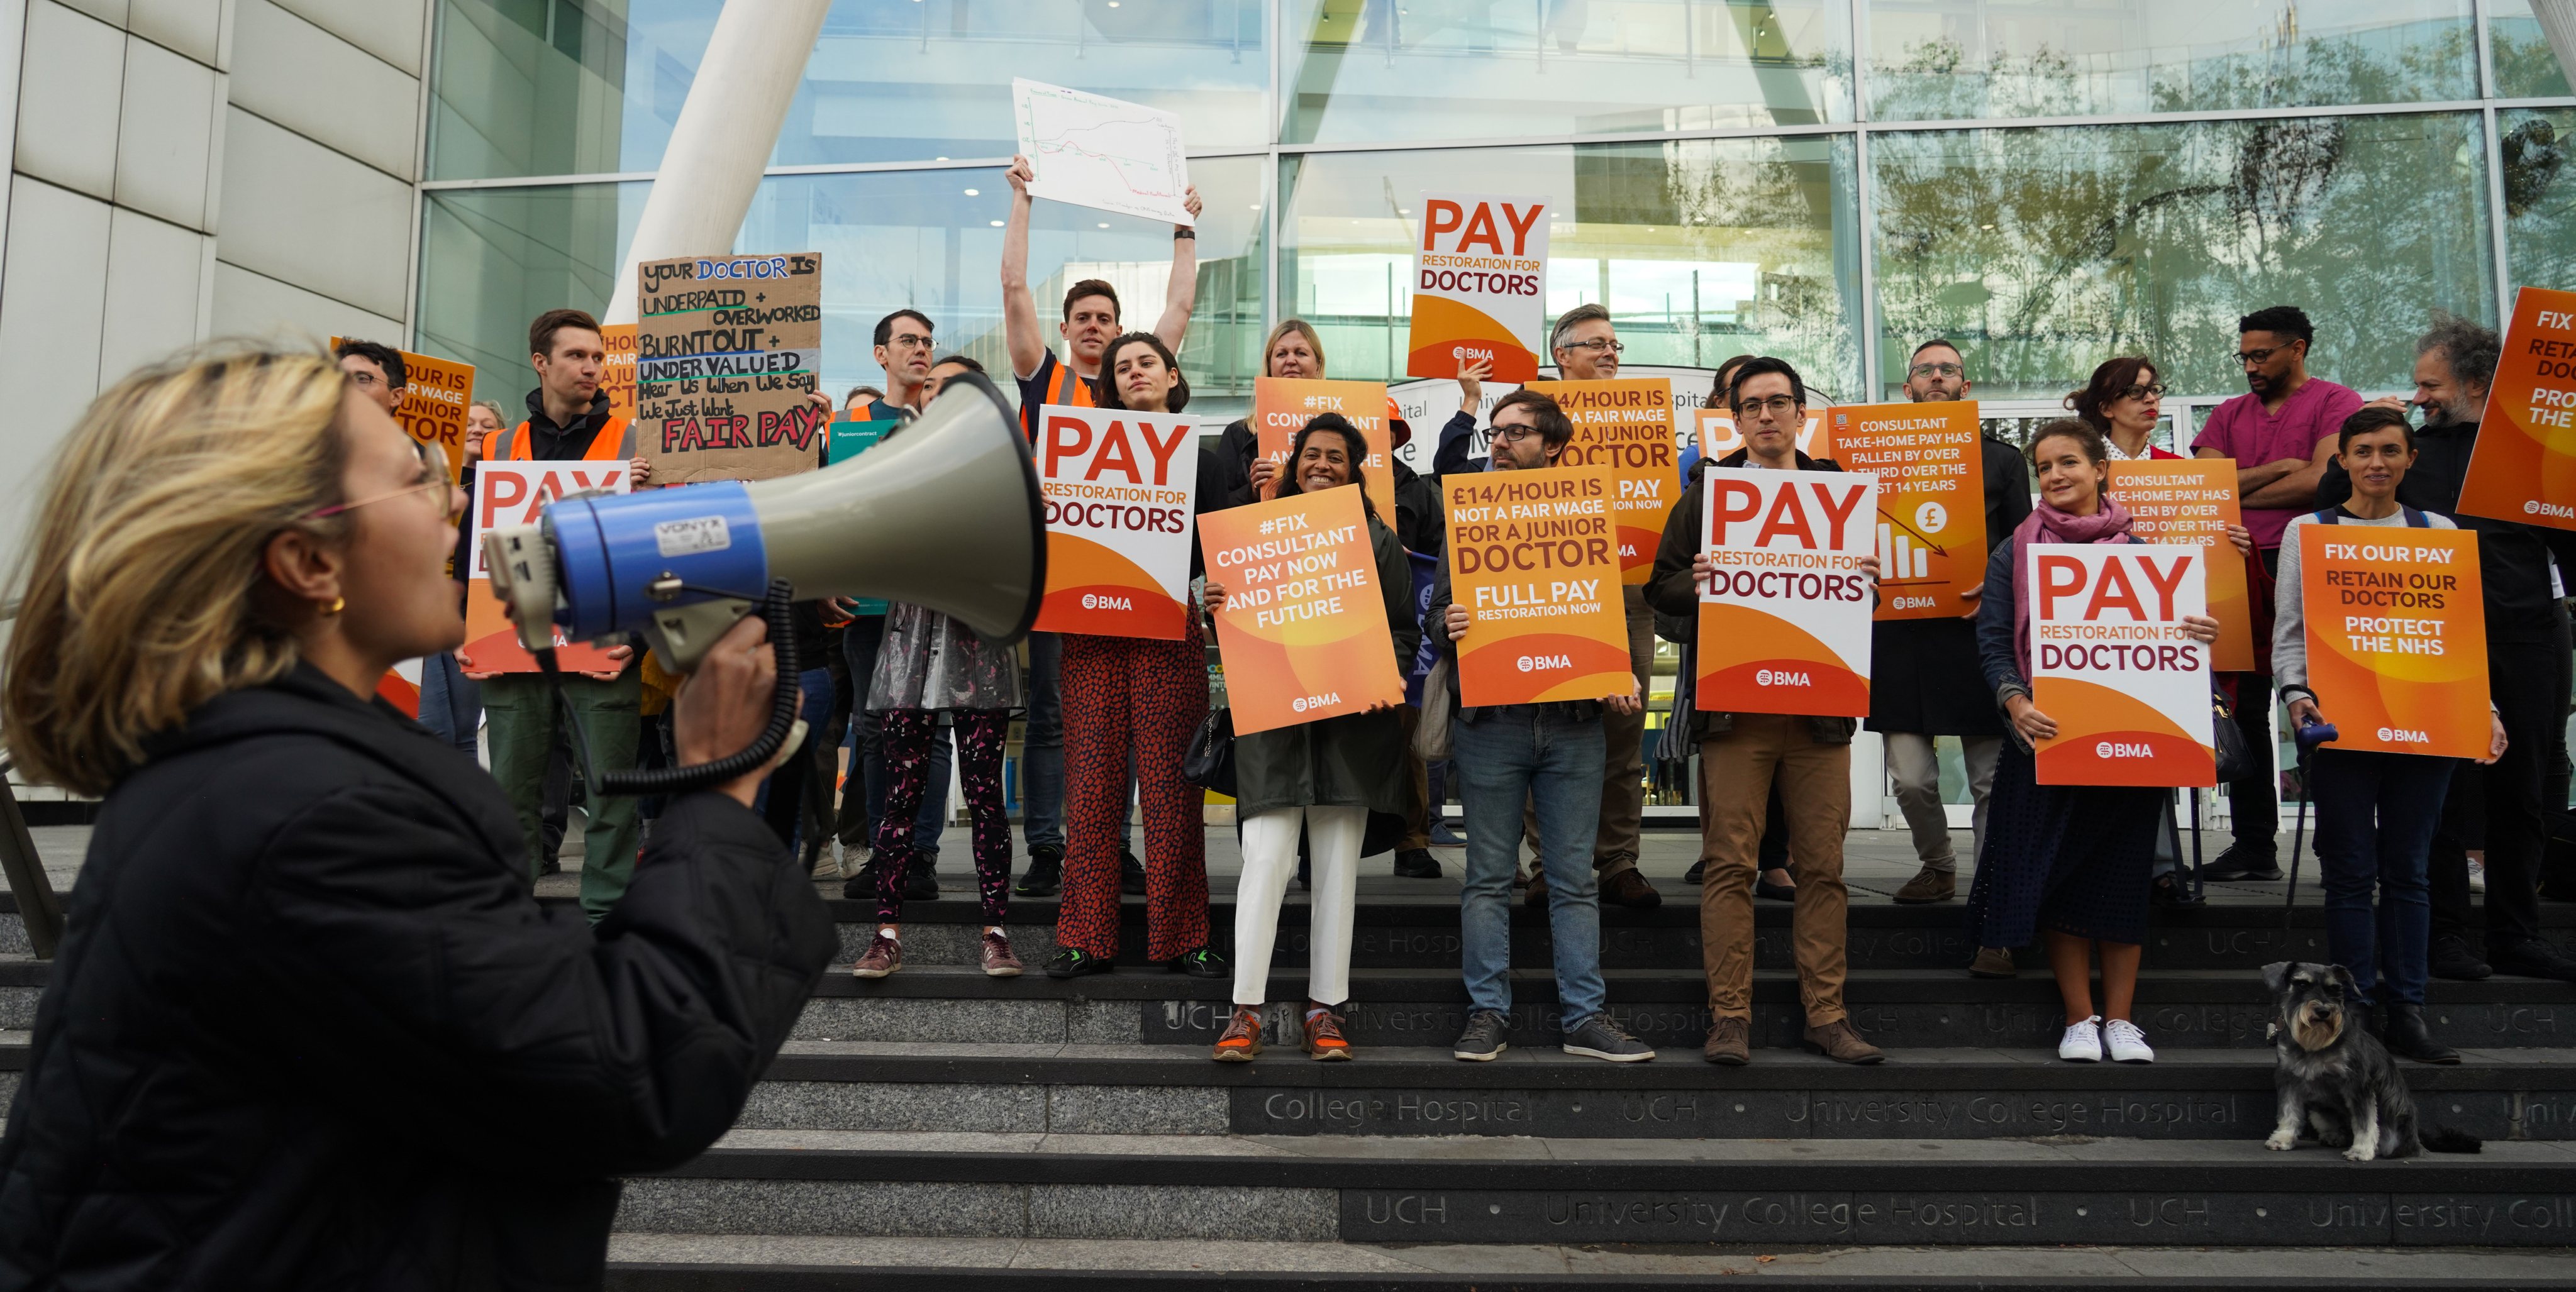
top-left (1013, 79), bottom-right (1194, 227)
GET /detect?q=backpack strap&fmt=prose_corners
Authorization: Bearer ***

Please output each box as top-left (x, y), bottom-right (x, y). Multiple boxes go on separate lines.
top-left (2402, 505), bottom-right (2430, 528)
top-left (2310, 507), bottom-right (2341, 525)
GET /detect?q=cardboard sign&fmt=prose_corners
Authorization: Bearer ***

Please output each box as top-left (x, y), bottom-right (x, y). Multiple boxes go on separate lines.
top-left (635, 252), bottom-right (828, 484)
top-left (1691, 406), bottom-right (1830, 461)
top-left (599, 323), bottom-right (638, 421)
top-left (829, 417), bottom-right (902, 616)
top-left (1441, 467), bottom-right (1632, 706)
top-left (460, 460), bottom-right (634, 673)
top-left (2458, 285), bottom-right (2576, 529)
top-left (1199, 485), bottom-right (1404, 735)
top-left (1827, 400), bottom-right (1985, 621)
top-left (1404, 191), bottom-right (1550, 381)
top-left (1694, 468), bottom-right (1877, 716)
top-left (1033, 404), bottom-right (1200, 639)
top-left (1526, 379), bottom-right (1677, 585)
top-left (2298, 526), bottom-right (2490, 758)
top-left (331, 338), bottom-right (475, 481)
top-left (1252, 377), bottom-right (1395, 523)
top-left (2028, 543), bottom-right (2216, 787)
top-left (2112, 459), bottom-right (2255, 671)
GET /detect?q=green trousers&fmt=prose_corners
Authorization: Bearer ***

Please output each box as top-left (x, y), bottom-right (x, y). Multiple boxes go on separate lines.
top-left (482, 669), bottom-right (642, 920)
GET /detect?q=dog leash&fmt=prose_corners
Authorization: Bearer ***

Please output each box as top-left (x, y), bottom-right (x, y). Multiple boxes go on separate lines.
top-left (2282, 717), bottom-right (2340, 931)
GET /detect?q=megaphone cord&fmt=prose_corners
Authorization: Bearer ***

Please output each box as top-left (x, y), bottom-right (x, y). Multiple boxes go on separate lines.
top-left (535, 578), bottom-right (802, 798)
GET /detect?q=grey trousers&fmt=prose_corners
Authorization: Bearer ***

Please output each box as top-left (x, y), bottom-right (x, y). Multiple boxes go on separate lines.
top-left (1883, 732), bottom-right (1999, 874)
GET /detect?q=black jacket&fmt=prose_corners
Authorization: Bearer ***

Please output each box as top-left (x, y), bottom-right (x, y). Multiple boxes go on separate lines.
top-left (2316, 418), bottom-right (2576, 645)
top-left (0, 667), bottom-right (835, 1289)
top-left (1214, 417), bottom-right (1443, 556)
top-left (1866, 435), bottom-right (2031, 736)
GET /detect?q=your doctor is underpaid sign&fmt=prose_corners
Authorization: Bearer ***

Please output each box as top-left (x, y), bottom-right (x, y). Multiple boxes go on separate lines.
top-left (1404, 192), bottom-right (1550, 381)
top-left (1032, 404), bottom-right (1200, 639)
top-left (2027, 543), bottom-right (2216, 787)
top-left (1200, 485), bottom-right (1405, 735)
top-left (1695, 469), bottom-right (1877, 717)
top-left (1442, 467), bottom-right (1631, 707)
top-left (2299, 526), bottom-right (2490, 758)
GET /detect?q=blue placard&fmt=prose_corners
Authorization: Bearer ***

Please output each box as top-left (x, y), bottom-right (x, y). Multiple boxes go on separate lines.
top-left (828, 417), bottom-right (902, 614)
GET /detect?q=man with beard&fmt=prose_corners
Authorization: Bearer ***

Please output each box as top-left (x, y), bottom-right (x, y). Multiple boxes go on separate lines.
top-left (2194, 306), bottom-right (2363, 881)
top-left (2319, 313), bottom-right (2576, 983)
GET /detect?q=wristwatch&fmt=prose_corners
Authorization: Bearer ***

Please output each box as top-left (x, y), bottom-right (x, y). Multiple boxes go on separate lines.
top-left (1173, 228), bottom-right (1196, 240)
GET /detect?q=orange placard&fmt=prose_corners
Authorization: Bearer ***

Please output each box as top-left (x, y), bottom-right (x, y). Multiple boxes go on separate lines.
top-left (2111, 460), bottom-right (2253, 671)
top-left (1694, 468), bottom-right (1877, 717)
top-left (1827, 400), bottom-right (1985, 620)
top-left (2028, 543), bottom-right (2217, 787)
top-left (1526, 378), bottom-right (1676, 585)
top-left (1404, 191), bottom-right (1549, 380)
top-left (458, 460), bottom-right (634, 673)
top-left (1253, 377), bottom-right (1395, 524)
top-left (1030, 404), bottom-right (1199, 639)
top-left (331, 338), bottom-right (475, 481)
top-left (2459, 285), bottom-right (2576, 527)
top-left (600, 322), bottom-right (638, 421)
top-left (1441, 467), bottom-right (1631, 706)
top-left (2299, 526), bottom-right (2489, 758)
top-left (1200, 485), bottom-right (1404, 735)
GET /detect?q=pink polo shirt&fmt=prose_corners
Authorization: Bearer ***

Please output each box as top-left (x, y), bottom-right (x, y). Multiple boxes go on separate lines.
top-left (2192, 377), bottom-right (2363, 549)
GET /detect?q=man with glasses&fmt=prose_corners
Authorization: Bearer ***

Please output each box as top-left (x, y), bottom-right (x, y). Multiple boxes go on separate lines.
top-left (1649, 356), bottom-right (1883, 1066)
top-left (2192, 306), bottom-right (2363, 881)
top-left (863, 309), bottom-right (937, 419)
top-left (1876, 341), bottom-right (2031, 911)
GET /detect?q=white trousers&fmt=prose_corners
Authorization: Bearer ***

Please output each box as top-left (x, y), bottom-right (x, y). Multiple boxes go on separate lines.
top-left (1233, 805), bottom-right (1366, 1007)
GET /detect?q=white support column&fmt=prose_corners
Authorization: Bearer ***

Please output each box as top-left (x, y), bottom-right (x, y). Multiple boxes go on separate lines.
top-left (2533, 0), bottom-right (2576, 90)
top-left (602, 0), bottom-right (834, 327)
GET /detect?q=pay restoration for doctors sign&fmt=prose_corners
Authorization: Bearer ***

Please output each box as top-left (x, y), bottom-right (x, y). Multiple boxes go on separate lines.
top-left (1695, 469), bottom-right (1878, 717)
top-left (1404, 192), bottom-right (1550, 381)
top-left (1031, 404), bottom-right (1200, 640)
top-left (2026, 543), bottom-right (2216, 787)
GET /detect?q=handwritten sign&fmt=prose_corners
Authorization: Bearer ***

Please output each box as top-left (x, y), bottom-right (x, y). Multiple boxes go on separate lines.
top-left (1252, 376), bottom-right (1394, 522)
top-left (635, 252), bottom-right (827, 484)
top-left (1527, 378), bottom-right (1677, 585)
top-left (1405, 191), bottom-right (1550, 381)
top-left (1695, 468), bottom-right (1877, 716)
top-left (1033, 404), bottom-right (1200, 639)
top-left (2112, 459), bottom-right (2253, 671)
top-left (460, 460), bottom-right (633, 673)
top-left (2299, 526), bottom-right (2489, 758)
top-left (2028, 543), bottom-right (2215, 787)
top-left (2458, 285), bottom-right (2576, 528)
top-left (331, 338), bottom-right (474, 481)
top-left (1442, 467), bottom-right (1631, 705)
top-left (1199, 485), bottom-right (1404, 734)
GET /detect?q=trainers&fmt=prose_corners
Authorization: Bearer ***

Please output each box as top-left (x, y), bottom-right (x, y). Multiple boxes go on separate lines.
top-left (1213, 1005), bottom-right (1264, 1062)
top-left (1430, 820), bottom-right (1467, 848)
top-left (979, 930), bottom-right (1024, 978)
top-left (1301, 1003), bottom-right (1353, 1061)
top-left (902, 855), bottom-right (939, 900)
top-left (1014, 846), bottom-right (1062, 897)
top-left (2058, 1015), bottom-right (2103, 1061)
top-left (2203, 843), bottom-right (2283, 881)
top-left (2430, 934), bottom-right (2494, 981)
top-left (1452, 1008), bottom-right (1509, 1061)
top-left (1683, 858), bottom-right (1707, 885)
top-left (1701, 1015), bottom-right (1750, 1066)
top-left (2103, 1017), bottom-right (2155, 1063)
top-left (1601, 868), bottom-right (1662, 908)
top-left (1164, 946), bottom-right (1229, 978)
top-left (851, 932), bottom-right (902, 979)
top-left (840, 861), bottom-right (878, 902)
top-left (809, 844), bottom-right (847, 881)
top-left (2467, 856), bottom-right (2487, 893)
top-left (1802, 1019), bottom-right (1883, 1065)
top-left (1119, 848), bottom-right (1147, 895)
top-left (1043, 947), bottom-right (1115, 979)
top-left (1564, 1013), bottom-right (1656, 1063)
top-left (1892, 866), bottom-right (1955, 903)
top-left (1968, 946), bottom-right (2018, 978)
top-left (2490, 937), bottom-right (2576, 983)
top-left (1392, 848), bottom-right (1441, 878)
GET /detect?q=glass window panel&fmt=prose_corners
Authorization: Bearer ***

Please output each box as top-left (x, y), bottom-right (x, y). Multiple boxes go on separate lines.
top-left (1870, 113), bottom-right (2497, 401)
top-left (1282, 136), bottom-right (1863, 395)
top-left (1864, 1), bottom-right (2480, 123)
top-left (1282, 0), bottom-right (1853, 146)
top-left (417, 158), bottom-right (1266, 415)
top-left (431, 0), bottom-right (1269, 181)
top-left (2492, 2), bottom-right (2576, 99)
top-left (2502, 108), bottom-right (2576, 301)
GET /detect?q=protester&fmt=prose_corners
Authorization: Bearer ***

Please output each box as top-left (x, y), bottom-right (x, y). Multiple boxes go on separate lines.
top-left (1968, 419), bottom-right (2229, 1064)
top-left (1875, 341), bottom-right (2031, 919)
top-left (2070, 357), bottom-right (2181, 461)
top-left (0, 341), bottom-right (833, 1284)
top-left (332, 339), bottom-right (406, 417)
top-left (2275, 406), bottom-right (2502, 1063)
top-left (1042, 331), bottom-right (1228, 981)
top-left (1647, 356), bottom-right (1883, 1066)
top-left (924, 353), bottom-right (985, 401)
top-left (1204, 413), bottom-right (1416, 1061)
top-left (2324, 313), bottom-right (2576, 983)
top-left (2193, 306), bottom-right (2364, 881)
top-left (1426, 389), bottom-right (1654, 1064)
top-left (843, 385), bottom-right (885, 414)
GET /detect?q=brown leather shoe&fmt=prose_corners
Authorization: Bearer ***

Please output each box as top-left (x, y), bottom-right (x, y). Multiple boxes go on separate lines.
top-left (1702, 1015), bottom-right (1751, 1066)
top-left (851, 932), bottom-right (902, 979)
top-left (1893, 866), bottom-right (1956, 903)
top-left (1968, 946), bottom-right (2018, 978)
top-left (1803, 1019), bottom-right (1884, 1065)
top-left (1601, 868), bottom-right (1662, 908)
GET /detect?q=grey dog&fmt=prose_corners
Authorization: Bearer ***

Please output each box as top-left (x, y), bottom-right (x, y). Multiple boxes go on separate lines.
top-left (2262, 961), bottom-right (2482, 1161)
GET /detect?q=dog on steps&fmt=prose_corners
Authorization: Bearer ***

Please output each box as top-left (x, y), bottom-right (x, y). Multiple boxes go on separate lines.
top-left (2262, 961), bottom-right (2482, 1161)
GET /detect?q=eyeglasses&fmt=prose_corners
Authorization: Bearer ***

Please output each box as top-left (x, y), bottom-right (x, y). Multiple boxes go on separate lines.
top-left (1491, 421), bottom-right (1545, 443)
top-left (308, 443), bottom-right (457, 521)
top-left (1733, 395), bottom-right (1801, 417)
top-left (2118, 383), bottom-right (2168, 402)
top-left (886, 333), bottom-right (935, 351)
top-left (346, 370), bottom-right (387, 388)
top-left (1558, 338), bottom-right (1625, 355)
top-left (2236, 346), bottom-right (2292, 367)
top-left (1908, 362), bottom-right (1963, 378)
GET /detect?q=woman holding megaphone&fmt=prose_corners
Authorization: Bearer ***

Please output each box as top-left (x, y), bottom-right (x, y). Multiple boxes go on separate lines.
top-left (0, 342), bottom-right (835, 1284)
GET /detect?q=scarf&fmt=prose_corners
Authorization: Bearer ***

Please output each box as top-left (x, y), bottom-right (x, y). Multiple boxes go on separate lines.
top-left (2009, 494), bottom-right (2135, 682)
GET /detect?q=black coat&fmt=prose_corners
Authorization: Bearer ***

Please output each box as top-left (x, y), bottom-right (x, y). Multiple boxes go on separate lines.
top-left (1213, 418), bottom-right (1444, 556)
top-left (0, 666), bottom-right (835, 1289)
top-left (1866, 435), bottom-right (2031, 736)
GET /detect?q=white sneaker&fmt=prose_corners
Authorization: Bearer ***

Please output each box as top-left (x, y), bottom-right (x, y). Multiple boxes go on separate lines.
top-left (2058, 1016), bottom-right (2103, 1062)
top-left (2103, 1018), bottom-right (2155, 1063)
top-left (2467, 857), bottom-right (2487, 893)
top-left (810, 844), bottom-right (843, 881)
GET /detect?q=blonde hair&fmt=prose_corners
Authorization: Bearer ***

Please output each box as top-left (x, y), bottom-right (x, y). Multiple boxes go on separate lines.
top-left (1262, 318), bottom-right (1326, 377)
top-left (470, 399), bottom-right (509, 426)
top-left (4, 340), bottom-right (352, 794)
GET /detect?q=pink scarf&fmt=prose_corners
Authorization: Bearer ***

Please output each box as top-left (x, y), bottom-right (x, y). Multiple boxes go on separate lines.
top-left (2010, 495), bottom-right (2135, 682)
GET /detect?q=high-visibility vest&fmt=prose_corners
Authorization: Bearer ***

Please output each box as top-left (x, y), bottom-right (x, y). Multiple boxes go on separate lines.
top-left (491, 416), bottom-right (634, 462)
top-left (1019, 358), bottom-right (1096, 439)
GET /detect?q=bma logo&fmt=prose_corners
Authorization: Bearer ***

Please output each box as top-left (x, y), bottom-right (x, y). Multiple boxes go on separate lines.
top-left (2526, 499), bottom-right (2576, 519)
top-left (2096, 741), bottom-right (2155, 757)
top-left (1518, 654), bottom-right (1572, 672)
top-left (1080, 593), bottom-right (1133, 610)
top-left (2377, 726), bottom-right (2430, 744)
top-left (1291, 692), bottom-right (1343, 713)
top-left (1755, 668), bottom-right (1810, 687)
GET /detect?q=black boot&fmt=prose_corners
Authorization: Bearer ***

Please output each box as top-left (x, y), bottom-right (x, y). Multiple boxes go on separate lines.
top-left (2382, 1002), bottom-right (2460, 1064)
top-left (2429, 934), bottom-right (2494, 981)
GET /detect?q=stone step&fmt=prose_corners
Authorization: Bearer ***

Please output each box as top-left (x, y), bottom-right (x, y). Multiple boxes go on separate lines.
top-left (618, 1132), bottom-right (2576, 1249)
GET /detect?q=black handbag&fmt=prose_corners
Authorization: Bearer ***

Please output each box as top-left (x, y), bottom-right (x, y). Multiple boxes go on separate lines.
top-left (2209, 685), bottom-right (2253, 785)
top-left (1182, 707), bottom-right (1236, 797)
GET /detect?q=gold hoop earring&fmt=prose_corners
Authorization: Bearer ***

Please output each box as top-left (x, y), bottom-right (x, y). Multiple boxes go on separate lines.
top-left (324, 597), bottom-right (345, 616)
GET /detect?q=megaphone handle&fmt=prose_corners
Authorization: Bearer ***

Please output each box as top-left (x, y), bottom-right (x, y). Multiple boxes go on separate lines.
top-left (540, 578), bottom-right (803, 798)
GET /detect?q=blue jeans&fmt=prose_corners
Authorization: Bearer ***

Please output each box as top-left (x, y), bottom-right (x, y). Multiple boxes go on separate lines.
top-left (2309, 746), bottom-right (2454, 1008)
top-left (1454, 707), bottom-right (1608, 1028)
top-left (416, 649), bottom-right (479, 754)
top-left (1023, 631), bottom-right (1066, 852)
top-left (843, 616), bottom-right (947, 857)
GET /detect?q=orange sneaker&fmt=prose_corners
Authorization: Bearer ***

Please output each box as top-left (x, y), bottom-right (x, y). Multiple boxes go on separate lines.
top-left (1301, 1003), bottom-right (1353, 1061)
top-left (1212, 1005), bottom-right (1263, 1062)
